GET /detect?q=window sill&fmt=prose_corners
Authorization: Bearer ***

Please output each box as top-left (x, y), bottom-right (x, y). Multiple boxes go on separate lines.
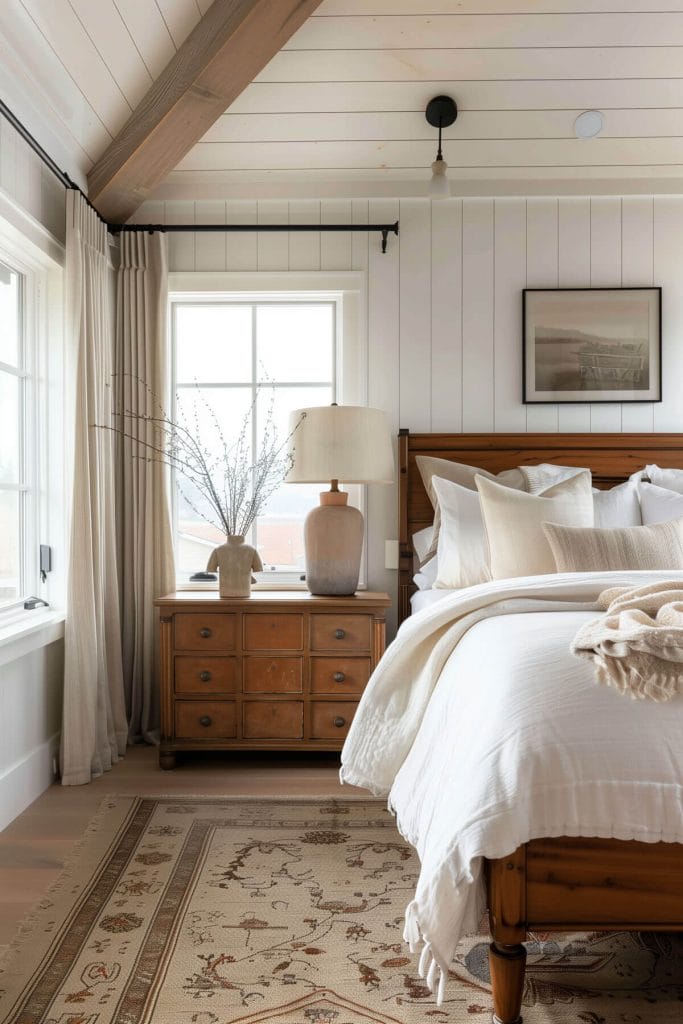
top-left (0, 609), bottom-right (66, 669)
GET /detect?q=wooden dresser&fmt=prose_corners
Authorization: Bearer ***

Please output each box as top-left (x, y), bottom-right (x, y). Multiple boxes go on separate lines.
top-left (155, 591), bottom-right (391, 768)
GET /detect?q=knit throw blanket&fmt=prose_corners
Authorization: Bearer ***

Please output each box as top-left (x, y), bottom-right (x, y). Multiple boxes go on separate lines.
top-left (572, 581), bottom-right (683, 701)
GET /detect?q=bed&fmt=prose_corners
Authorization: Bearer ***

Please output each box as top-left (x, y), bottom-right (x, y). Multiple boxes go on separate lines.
top-left (388, 432), bottom-right (683, 1023)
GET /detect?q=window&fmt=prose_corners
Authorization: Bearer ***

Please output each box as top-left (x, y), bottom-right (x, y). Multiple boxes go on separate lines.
top-left (172, 298), bottom-right (341, 581)
top-left (0, 260), bottom-right (35, 610)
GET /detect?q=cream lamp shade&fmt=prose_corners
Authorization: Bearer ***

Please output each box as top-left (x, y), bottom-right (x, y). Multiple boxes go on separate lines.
top-left (286, 405), bottom-right (394, 484)
top-left (286, 405), bottom-right (394, 596)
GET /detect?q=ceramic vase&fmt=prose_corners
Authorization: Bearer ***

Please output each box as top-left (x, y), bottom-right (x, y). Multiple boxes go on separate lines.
top-left (207, 535), bottom-right (263, 598)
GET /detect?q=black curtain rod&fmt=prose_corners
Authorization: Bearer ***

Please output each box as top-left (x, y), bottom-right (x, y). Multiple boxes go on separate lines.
top-left (0, 99), bottom-right (399, 252)
top-left (114, 221), bottom-right (399, 253)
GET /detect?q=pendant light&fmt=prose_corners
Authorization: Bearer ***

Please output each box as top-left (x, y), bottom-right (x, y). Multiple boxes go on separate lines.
top-left (425, 95), bottom-right (457, 198)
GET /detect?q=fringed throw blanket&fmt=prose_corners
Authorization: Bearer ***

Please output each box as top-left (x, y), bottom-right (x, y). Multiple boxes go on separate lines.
top-left (572, 581), bottom-right (683, 701)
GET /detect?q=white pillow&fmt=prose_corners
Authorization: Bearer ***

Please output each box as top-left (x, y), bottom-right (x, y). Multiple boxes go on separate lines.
top-left (593, 479), bottom-right (642, 528)
top-left (412, 526), bottom-right (434, 567)
top-left (416, 455), bottom-right (526, 563)
top-left (432, 476), bottom-right (490, 590)
top-left (644, 464), bottom-right (683, 495)
top-left (414, 556), bottom-right (438, 591)
top-left (639, 481), bottom-right (683, 525)
top-left (476, 470), bottom-right (594, 580)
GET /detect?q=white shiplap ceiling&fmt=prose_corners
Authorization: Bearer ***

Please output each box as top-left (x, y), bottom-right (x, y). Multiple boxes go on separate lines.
top-left (3, 0), bottom-right (683, 204)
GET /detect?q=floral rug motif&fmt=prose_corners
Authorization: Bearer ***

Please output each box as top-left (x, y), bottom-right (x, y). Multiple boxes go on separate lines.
top-left (0, 796), bottom-right (681, 1024)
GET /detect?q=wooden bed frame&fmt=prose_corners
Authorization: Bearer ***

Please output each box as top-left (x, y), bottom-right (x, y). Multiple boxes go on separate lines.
top-left (398, 431), bottom-right (683, 1024)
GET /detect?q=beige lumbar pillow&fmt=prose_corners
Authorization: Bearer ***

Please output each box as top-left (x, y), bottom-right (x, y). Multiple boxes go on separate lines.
top-left (476, 470), bottom-right (594, 579)
top-left (416, 455), bottom-right (526, 563)
top-left (543, 517), bottom-right (683, 573)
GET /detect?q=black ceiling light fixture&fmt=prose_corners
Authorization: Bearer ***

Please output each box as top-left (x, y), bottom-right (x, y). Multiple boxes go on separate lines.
top-left (425, 94), bottom-right (457, 198)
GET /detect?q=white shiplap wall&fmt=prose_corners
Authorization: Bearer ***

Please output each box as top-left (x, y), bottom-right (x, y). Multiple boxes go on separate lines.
top-left (0, 112), bottom-right (66, 244)
top-left (136, 194), bottom-right (683, 630)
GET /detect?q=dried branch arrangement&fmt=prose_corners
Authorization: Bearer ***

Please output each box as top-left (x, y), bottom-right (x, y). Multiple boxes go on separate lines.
top-left (98, 375), bottom-right (303, 538)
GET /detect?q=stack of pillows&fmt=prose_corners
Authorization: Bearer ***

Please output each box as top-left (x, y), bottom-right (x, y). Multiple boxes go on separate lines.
top-left (413, 456), bottom-right (683, 590)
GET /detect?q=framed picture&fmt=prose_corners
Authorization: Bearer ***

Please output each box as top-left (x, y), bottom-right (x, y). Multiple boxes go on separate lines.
top-left (523, 287), bottom-right (661, 403)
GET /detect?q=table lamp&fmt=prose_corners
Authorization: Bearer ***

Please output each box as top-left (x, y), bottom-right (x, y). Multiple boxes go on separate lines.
top-left (287, 404), bottom-right (394, 595)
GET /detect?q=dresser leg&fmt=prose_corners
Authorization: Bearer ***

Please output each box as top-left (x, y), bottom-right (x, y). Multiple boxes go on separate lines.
top-left (159, 750), bottom-right (177, 770)
top-left (489, 942), bottom-right (526, 1023)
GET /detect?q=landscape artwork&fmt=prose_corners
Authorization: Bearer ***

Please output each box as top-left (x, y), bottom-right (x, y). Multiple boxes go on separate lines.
top-left (523, 287), bottom-right (661, 403)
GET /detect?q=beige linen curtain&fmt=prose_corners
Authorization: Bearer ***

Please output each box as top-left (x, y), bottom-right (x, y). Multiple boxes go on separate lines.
top-left (61, 191), bottom-right (127, 786)
top-left (116, 232), bottom-right (175, 743)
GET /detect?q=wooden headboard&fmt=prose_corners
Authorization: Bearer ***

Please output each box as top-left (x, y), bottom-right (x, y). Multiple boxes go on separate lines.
top-left (398, 430), bottom-right (683, 625)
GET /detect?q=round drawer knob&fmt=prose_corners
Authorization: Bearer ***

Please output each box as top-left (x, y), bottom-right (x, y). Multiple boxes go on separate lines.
top-left (199, 671), bottom-right (212, 682)
top-left (199, 715), bottom-right (212, 727)
top-left (334, 628), bottom-right (346, 640)
top-left (333, 671), bottom-right (346, 683)
top-left (199, 628), bottom-right (212, 639)
top-left (333, 716), bottom-right (346, 728)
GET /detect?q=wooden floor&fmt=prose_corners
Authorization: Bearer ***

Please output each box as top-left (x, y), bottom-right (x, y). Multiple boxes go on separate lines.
top-left (0, 745), bottom-right (357, 953)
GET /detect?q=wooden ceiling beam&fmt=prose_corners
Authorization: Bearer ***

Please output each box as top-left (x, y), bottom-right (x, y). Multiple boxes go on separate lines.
top-left (87, 0), bottom-right (323, 223)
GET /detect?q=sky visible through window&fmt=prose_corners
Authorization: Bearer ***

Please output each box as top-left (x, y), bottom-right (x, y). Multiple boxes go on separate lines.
top-left (173, 301), bottom-right (335, 577)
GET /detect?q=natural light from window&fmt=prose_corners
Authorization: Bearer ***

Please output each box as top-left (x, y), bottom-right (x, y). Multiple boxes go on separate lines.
top-left (0, 262), bottom-right (23, 609)
top-left (172, 300), bottom-right (336, 581)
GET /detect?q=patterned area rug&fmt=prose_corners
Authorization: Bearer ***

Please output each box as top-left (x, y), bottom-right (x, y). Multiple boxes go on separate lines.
top-left (1, 797), bottom-right (682, 1024)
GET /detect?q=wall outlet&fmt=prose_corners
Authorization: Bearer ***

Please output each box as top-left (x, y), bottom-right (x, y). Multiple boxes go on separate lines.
top-left (385, 540), bottom-right (399, 570)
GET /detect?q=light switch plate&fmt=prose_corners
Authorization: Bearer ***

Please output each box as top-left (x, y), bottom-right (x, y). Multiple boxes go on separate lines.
top-left (385, 540), bottom-right (399, 570)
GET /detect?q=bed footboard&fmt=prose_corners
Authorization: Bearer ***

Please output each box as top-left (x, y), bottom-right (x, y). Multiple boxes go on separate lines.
top-left (486, 836), bottom-right (683, 1023)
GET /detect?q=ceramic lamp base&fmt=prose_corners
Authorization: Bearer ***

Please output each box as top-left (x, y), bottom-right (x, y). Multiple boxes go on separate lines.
top-left (304, 490), bottom-right (363, 596)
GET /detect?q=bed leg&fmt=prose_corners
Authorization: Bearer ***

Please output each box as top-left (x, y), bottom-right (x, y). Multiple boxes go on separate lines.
top-left (489, 941), bottom-right (526, 1024)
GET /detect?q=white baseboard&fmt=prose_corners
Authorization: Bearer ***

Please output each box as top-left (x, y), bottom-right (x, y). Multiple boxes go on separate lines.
top-left (0, 732), bottom-right (60, 832)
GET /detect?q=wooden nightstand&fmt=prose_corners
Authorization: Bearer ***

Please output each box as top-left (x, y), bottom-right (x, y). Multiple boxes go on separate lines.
top-left (155, 591), bottom-right (391, 769)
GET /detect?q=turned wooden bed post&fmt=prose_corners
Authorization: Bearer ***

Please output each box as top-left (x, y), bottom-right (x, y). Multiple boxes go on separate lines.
top-left (487, 846), bottom-right (527, 1024)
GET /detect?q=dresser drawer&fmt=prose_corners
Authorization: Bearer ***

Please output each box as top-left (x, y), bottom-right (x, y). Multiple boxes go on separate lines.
top-left (175, 701), bottom-right (236, 739)
top-left (175, 613), bottom-right (236, 651)
top-left (244, 657), bottom-right (303, 693)
top-left (310, 614), bottom-right (371, 652)
top-left (243, 701), bottom-right (303, 739)
top-left (310, 657), bottom-right (370, 696)
top-left (310, 701), bottom-right (357, 739)
top-left (175, 656), bottom-right (239, 694)
top-left (244, 613), bottom-right (303, 651)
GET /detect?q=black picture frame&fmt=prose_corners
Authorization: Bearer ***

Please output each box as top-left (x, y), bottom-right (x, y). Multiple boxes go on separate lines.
top-left (523, 287), bottom-right (662, 404)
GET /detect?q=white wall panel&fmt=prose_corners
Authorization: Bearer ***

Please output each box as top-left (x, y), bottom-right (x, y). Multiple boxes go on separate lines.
top-left (195, 200), bottom-right (227, 272)
top-left (226, 201), bottom-right (258, 272)
top-left (621, 197), bottom-right (656, 432)
top-left (557, 197), bottom-right (591, 431)
top-left (431, 199), bottom-right (463, 432)
top-left (654, 197), bottom-right (683, 431)
top-left (287, 199), bottom-right (321, 271)
top-left (493, 198), bottom-right (526, 432)
top-left (320, 199), bottom-right (352, 271)
top-left (526, 197), bottom-right (559, 431)
top-left (589, 197), bottom-right (623, 431)
top-left (462, 199), bottom-right (495, 431)
top-left (398, 199), bottom-right (431, 430)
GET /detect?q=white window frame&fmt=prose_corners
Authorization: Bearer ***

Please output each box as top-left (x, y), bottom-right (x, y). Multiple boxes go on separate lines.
top-left (168, 271), bottom-right (368, 590)
top-left (0, 196), bottom-right (65, 636)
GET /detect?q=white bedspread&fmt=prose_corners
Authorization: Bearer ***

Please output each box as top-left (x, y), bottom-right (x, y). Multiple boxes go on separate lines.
top-left (340, 570), bottom-right (683, 1001)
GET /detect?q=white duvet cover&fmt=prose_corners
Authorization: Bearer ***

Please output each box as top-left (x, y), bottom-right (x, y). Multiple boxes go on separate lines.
top-left (340, 570), bottom-right (683, 1001)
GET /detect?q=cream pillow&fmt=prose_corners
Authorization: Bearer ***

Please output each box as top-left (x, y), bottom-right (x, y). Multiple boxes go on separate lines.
top-left (432, 476), bottom-right (490, 589)
top-left (476, 470), bottom-right (594, 579)
top-left (543, 517), bottom-right (683, 572)
top-left (416, 456), bottom-right (525, 563)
